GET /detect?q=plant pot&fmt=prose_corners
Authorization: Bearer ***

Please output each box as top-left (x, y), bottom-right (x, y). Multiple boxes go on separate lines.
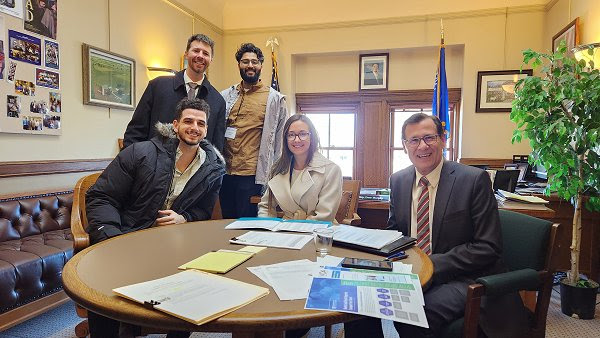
top-left (560, 279), bottom-right (599, 319)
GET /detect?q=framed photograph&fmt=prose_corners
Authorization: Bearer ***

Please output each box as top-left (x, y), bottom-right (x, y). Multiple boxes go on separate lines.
top-left (552, 18), bottom-right (579, 55)
top-left (476, 69), bottom-right (533, 113)
top-left (82, 43), bottom-right (136, 110)
top-left (359, 53), bottom-right (388, 91)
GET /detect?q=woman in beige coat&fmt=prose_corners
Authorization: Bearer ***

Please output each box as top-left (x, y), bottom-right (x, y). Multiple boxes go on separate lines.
top-left (258, 114), bottom-right (342, 222)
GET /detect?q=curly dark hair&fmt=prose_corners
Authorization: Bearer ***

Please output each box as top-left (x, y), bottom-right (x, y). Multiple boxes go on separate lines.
top-left (174, 98), bottom-right (210, 121)
top-left (235, 43), bottom-right (264, 63)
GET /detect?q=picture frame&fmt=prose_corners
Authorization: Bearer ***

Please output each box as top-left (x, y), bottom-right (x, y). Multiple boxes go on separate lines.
top-left (552, 18), bottom-right (579, 56)
top-left (82, 43), bottom-right (136, 110)
top-left (475, 69), bottom-right (533, 113)
top-left (359, 53), bottom-right (388, 91)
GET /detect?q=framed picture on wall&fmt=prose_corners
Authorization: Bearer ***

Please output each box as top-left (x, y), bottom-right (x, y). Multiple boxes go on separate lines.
top-left (552, 18), bottom-right (579, 56)
top-left (82, 43), bottom-right (136, 110)
top-left (475, 69), bottom-right (533, 113)
top-left (359, 53), bottom-right (388, 91)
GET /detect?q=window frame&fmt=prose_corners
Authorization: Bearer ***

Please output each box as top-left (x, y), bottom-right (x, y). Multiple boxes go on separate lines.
top-left (296, 89), bottom-right (461, 188)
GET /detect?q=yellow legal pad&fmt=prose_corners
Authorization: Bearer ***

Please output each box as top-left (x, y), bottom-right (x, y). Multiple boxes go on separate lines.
top-left (178, 250), bottom-right (254, 274)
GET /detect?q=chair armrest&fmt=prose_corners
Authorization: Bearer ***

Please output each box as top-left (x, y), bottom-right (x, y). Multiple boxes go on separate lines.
top-left (341, 213), bottom-right (361, 226)
top-left (71, 219), bottom-right (90, 253)
top-left (475, 268), bottom-right (540, 297)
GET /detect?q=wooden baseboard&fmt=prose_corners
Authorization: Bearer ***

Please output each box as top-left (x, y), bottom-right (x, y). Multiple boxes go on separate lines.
top-left (0, 159), bottom-right (111, 178)
top-left (0, 290), bottom-right (71, 332)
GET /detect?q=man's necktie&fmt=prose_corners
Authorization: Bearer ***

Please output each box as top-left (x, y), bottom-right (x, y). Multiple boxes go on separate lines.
top-left (187, 83), bottom-right (198, 99)
top-left (416, 176), bottom-right (431, 255)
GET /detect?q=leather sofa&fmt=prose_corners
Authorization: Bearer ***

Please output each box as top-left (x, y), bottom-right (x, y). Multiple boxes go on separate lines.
top-left (0, 191), bottom-right (73, 330)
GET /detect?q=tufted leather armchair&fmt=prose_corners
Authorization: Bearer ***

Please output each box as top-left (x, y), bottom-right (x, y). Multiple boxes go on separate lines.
top-left (0, 192), bottom-right (73, 329)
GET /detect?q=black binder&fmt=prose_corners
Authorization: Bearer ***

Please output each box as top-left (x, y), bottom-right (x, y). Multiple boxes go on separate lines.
top-left (333, 236), bottom-right (417, 256)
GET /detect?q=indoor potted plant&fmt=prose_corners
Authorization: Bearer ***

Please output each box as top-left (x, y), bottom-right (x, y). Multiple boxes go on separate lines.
top-left (510, 40), bottom-right (600, 319)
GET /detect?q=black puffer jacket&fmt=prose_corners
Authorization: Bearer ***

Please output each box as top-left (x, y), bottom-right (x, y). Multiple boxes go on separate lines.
top-left (86, 124), bottom-right (225, 244)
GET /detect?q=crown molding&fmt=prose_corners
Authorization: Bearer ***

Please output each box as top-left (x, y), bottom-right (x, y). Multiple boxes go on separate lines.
top-left (162, 0), bottom-right (224, 35)
top-left (223, 5), bottom-right (546, 36)
top-left (544, 0), bottom-right (561, 12)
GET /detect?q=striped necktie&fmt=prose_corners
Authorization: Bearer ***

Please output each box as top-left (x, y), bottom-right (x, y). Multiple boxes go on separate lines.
top-left (187, 82), bottom-right (198, 99)
top-left (416, 176), bottom-right (431, 255)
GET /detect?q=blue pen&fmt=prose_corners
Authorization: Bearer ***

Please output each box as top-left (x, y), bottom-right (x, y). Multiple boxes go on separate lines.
top-left (386, 251), bottom-right (406, 260)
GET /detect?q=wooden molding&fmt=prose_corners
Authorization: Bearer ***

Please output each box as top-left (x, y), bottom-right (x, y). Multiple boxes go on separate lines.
top-left (296, 89), bottom-right (461, 107)
top-left (224, 5), bottom-right (545, 35)
top-left (0, 290), bottom-right (70, 331)
top-left (0, 159), bottom-right (111, 178)
top-left (458, 157), bottom-right (512, 169)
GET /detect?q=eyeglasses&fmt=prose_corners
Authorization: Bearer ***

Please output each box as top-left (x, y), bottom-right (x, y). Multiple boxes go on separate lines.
top-left (239, 59), bottom-right (261, 66)
top-left (287, 131), bottom-right (311, 141)
top-left (404, 134), bottom-right (440, 148)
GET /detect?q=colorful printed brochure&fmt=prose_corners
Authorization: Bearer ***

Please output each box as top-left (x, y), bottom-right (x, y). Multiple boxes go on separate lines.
top-left (305, 266), bottom-right (428, 328)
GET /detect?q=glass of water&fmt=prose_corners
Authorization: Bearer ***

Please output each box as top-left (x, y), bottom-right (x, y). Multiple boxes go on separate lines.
top-left (313, 228), bottom-right (334, 256)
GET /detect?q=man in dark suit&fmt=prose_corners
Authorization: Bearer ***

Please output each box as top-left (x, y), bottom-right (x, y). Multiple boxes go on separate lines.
top-left (345, 113), bottom-right (528, 338)
top-left (123, 34), bottom-right (226, 151)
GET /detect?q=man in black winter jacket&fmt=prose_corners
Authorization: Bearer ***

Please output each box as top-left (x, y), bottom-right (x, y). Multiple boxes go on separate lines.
top-left (86, 98), bottom-right (225, 244)
top-left (85, 98), bottom-right (224, 338)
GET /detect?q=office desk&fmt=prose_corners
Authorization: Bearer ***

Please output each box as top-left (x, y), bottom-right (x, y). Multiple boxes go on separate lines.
top-left (357, 199), bottom-right (555, 229)
top-left (62, 220), bottom-right (432, 337)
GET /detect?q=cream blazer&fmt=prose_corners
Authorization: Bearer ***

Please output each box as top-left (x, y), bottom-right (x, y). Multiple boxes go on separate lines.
top-left (258, 152), bottom-right (342, 222)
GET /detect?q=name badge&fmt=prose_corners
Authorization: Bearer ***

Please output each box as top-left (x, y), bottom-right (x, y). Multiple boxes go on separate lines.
top-left (225, 127), bottom-right (237, 139)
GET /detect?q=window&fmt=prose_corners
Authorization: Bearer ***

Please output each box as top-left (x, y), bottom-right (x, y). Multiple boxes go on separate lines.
top-left (305, 112), bottom-right (355, 177)
top-left (297, 89), bottom-right (461, 188)
top-left (390, 105), bottom-right (457, 174)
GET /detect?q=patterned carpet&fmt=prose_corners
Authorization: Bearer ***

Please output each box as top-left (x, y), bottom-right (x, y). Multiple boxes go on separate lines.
top-left (1, 287), bottom-right (598, 337)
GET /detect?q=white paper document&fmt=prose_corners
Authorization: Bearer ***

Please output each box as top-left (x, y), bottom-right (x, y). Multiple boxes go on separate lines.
top-left (333, 225), bottom-right (403, 249)
top-left (225, 217), bottom-right (331, 233)
top-left (113, 270), bottom-right (269, 325)
top-left (248, 256), bottom-right (345, 301)
top-left (230, 231), bottom-right (313, 250)
top-left (248, 259), bottom-right (317, 300)
top-left (305, 267), bottom-right (428, 328)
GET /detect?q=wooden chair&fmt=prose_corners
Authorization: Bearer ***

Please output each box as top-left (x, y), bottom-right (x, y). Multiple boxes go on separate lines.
top-left (70, 172), bottom-right (101, 337)
top-left (335, 179), bottom-right (361, 225)
top-left (441, 210), bottom-right (558, 338)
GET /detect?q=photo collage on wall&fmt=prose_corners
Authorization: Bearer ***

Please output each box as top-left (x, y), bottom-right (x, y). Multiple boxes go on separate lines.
top-left (1, 0), bottom-right (60, 135)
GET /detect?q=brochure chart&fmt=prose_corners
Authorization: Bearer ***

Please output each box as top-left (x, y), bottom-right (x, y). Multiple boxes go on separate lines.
top-left (305, 267), bottom-right (428, 328)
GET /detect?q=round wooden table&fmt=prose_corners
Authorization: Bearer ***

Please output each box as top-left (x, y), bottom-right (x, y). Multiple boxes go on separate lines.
top-left (62, 220), bottom-right (432, 337)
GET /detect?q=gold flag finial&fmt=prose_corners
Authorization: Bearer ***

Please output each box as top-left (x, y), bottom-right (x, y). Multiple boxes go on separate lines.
top-left (266, 37), bottom-right (279, 52)
top-left (440, 19), bottom-right (445, 45)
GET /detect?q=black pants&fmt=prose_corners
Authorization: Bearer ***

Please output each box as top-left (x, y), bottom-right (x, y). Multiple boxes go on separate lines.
top-left (219, 174), bottom-right (263, 219)
top-left (344, 279), bottom-right (471, 338)
top-left (88, 308), bottom-right (191, 338)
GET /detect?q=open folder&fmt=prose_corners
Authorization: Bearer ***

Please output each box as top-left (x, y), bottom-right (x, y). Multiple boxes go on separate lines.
top-left (113, 270), bottom-right (269, 325)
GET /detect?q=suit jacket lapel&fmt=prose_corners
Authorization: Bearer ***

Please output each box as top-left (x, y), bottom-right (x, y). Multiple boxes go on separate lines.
top-left (432, 162), bottom-right (456, 252)
top-left (268, 173), bottom-right (302, 213)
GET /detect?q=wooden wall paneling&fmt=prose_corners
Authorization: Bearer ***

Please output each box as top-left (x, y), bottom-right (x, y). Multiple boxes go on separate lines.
top-left (361, 100), bottom-right (389, 187)
top-left (0, 159), bottom-right (112, 178)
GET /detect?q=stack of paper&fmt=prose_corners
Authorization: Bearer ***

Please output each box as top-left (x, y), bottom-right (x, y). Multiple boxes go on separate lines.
top-left (333, 225), bottom-right (403, 249)
top-left (497, 189), bottom-right (549, 204)
top-left (230, 231), bottom-right (313, 250)
top-left (113, 270), bottom-right (269, 325)
top-left (248, 256), bottom-right (345, 301)
top-left (305, 267), bottom-right (428, 328)
top-left (225, 218), bottom-right (331, 233)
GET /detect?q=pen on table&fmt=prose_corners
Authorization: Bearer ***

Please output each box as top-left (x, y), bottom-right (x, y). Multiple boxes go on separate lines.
top-left (385, 251), bottom-right (406, 261)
